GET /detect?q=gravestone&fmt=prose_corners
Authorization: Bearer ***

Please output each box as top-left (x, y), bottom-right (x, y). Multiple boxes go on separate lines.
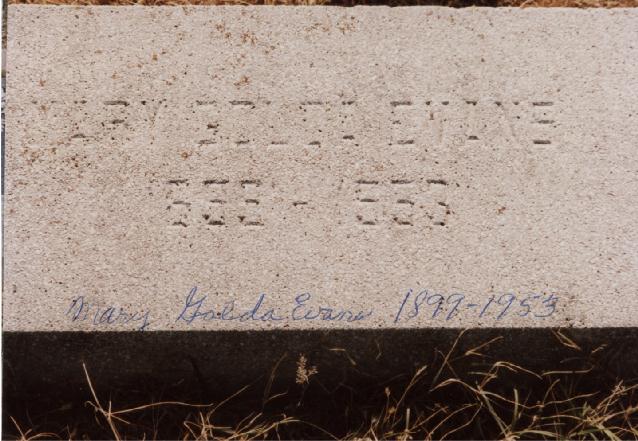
top-left (4, 5), bottom-right (638, 391)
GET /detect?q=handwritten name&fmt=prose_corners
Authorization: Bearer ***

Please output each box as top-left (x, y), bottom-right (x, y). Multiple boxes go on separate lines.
top-left (66, 296), bottom-right (151, 331)
top-left (65, 287), bottom-right (559, 330)
top-left (175, 287), bottom-right (374, 324)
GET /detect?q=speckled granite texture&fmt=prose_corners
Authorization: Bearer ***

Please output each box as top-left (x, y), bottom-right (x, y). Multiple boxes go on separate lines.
top-left (5, 6), bottom-right (638, 331)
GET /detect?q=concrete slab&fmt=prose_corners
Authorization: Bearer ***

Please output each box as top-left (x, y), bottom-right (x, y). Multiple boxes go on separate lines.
top-left (4, 5), bottom-right (638, 331)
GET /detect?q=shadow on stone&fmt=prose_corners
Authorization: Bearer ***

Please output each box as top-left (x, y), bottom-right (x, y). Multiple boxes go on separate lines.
top-left (3, 328), bottom-right (638, 438)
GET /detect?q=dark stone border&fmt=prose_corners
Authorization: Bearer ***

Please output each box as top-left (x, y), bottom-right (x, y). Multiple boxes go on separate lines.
top-left (4, 328), bottom-right (638, 392)
top-left (3, 328), bottom-right (638, 436)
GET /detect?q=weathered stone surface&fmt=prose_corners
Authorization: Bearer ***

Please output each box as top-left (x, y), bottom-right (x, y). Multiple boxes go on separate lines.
top-left (5, 5), bottom-right (638, 331)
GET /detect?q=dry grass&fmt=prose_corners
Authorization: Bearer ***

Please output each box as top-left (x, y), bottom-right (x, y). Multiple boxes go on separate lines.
top-left (6, 331), bottom-right (638, 440)
top-left (6, 0), bottom-right (638, 7)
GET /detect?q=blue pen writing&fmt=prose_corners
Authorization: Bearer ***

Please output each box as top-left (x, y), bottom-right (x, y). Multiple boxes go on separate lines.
top-left (394, 289), bottom-right (412, 323)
